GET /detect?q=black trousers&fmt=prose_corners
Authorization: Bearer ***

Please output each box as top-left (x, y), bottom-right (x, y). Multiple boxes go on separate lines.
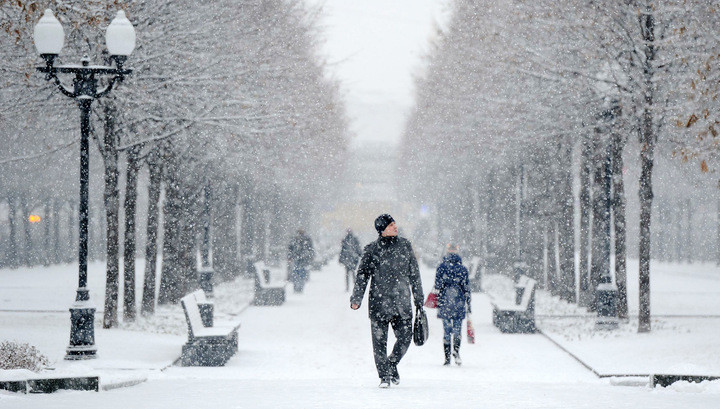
top-left (370, 315), bottom-right (413, 379)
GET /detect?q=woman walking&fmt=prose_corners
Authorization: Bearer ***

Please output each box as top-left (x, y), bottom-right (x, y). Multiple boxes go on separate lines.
top-left (433, 243), bottom-right (471, 365)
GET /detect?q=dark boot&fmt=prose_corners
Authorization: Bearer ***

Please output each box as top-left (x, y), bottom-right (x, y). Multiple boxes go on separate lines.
top-left (389, 360), bottom-right (400, 385)
top-left (452, 336), bottom-right (462, 366)
top-left (443, 343), bottom-right (451, 366)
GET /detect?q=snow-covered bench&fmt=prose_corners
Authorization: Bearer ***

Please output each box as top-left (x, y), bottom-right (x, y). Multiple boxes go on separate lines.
top-left (180, 290), bottom-right (240, 366)
top-left (491, 275), bottom-right (537, 333)
top-left (252, 261), bottom-right (286, 306)
top-left (0, 370), bottom-right (99, 393)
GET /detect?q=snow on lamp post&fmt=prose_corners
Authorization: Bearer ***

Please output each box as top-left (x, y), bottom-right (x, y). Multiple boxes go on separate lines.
top-left (34, 9), bottom-right (135, 360)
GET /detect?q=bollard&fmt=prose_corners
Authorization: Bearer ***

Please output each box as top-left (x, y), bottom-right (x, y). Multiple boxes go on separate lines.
top-left (198, 266), bottom-right (214, 299)
top-left (263, 269), bottom-right (271, 284)
top-left (513, 261), bottom-right (528, 283)
top-left (595, 275), bottom-right (619, 330)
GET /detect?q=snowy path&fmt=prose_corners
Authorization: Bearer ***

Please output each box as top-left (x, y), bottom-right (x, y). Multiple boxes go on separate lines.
top-left (4, 262), bottom-right (718, 408)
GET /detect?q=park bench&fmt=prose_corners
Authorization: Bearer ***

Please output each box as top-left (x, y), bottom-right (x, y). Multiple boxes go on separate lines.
top-left (180, 290), bottom-right (240, 366)
top-left (0, 371), bottom-right (99, 393)
top-left (468, 256), bottom-right (483, 292)
top-left (252, 261), bottom-right (286, 306)
top-left (491, 275), bottom-right (537, 333)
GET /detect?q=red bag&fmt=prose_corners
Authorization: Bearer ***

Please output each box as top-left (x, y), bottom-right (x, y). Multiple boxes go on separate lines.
top-left (466, 314), bottom-right (475, 344)
top-left (424, 292), bottom-right (438, 308)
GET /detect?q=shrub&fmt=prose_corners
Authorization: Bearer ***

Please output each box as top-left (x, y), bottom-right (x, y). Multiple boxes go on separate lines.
top-left (0, 341), bottom-right (49, 372)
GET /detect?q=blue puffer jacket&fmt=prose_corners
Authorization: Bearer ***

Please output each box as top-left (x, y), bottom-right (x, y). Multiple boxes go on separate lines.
top-left (434, 253), bottom-right (471, 320)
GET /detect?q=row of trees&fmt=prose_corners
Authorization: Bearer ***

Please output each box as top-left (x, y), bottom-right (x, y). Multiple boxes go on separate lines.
top-left (0, 1), bottom-right (348, 327)
top-left (399, 0), bottom-right (720, 332)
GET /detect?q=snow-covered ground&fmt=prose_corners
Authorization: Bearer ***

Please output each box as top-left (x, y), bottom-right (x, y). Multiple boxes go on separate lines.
top-left (2, 257), bottom-right (720, 408)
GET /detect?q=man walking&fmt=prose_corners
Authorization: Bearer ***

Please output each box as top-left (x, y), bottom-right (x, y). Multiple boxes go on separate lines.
top-left (350, 214), bottom-right (425, 388)
top-left (339, 228), bottom-right (362, 292)
top-left (288, 229), bottom-right (315, 293)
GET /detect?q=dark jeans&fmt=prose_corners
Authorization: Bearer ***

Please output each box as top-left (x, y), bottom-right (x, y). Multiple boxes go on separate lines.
top-left (442, 318), bottom-right (462, 344)
top-left (291, 265), bottom-right (307, 293)
top-left (370, 315), bottom-right (412, 380)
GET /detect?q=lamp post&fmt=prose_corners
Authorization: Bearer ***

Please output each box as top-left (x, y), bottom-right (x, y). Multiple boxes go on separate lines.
top-left (33, 9), bottom-right (136, 360)
top-left (199, 184), bottom-right (214, 298)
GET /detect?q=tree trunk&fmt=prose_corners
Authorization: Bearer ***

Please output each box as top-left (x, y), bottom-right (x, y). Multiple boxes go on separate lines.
top-left (158, 152), bottom-right (184, 305)
top-left (42, 202), bottom-right (51, 266)
top-left (158, 151), bottom-right (198, 304)
top-left (52, 199), bottom-right (61, 264)
top-left (686, 199), bottom-right (693, 264)
top-left (212, 179), bottom-right (239, 280)
top-left (141, 149), bottom-right (163, 315)
top-left (240, 185), bottom-right (255, 277)
top-left (254, 195), bottom-right (268, 263)
top-left (7, 195), bottom-right (18, 268)
top-left (460, 186), bottom-right (476, 253)
top-left (21, 195), bottom-right (33, 266)
top-left (514, 165), bottom-right (524, 263)
top-left (179, 182), bottom-right (199, 293)
top-left (87, 206), bottom-right (95, 262)
top-left (678, 200), bottom-right (686, 263)
top-left (65, 201), bottom-right (76, 264)
top-left (612, 124), bottom-right (628, 320)
top-left (578, 132), bottom-right (593, 308)
top-left (558, 139), bottom-right (576, 302)
top-left (268, 190), bottom-right (285, 264)
top-left (590, 125), bottom-right (612, 312)
top-left (123, 146), bottom-right (141, 321)
top-left (717, 199), bottom-right (720, 266)
top-left (546, 222), bottom-right (558, 294)
top-left (201, 184), bottom-right (211, 268)
top-left (637, 5), bottom-right (655, 333)
top-left (102, 104), bottom-right (121, 329)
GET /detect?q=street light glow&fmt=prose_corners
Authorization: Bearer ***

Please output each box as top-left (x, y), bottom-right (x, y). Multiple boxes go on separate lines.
top-left (28, 215), bottom-right (41, 223)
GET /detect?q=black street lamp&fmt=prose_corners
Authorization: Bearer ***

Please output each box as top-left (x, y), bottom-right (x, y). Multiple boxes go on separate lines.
top-left (33, 9), bottom-right (136, 360)
top-left (199, 184), bottom-right (214, 298)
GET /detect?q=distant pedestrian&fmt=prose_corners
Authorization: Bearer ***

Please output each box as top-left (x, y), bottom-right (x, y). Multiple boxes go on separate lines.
top-left (351, 214), bottom-right (425, 388)
top-left (339, 228), bottom-right (362, 292)
top-left (433, 243), bottom-right (471, 366)
top-left (288, 229), bottom-right (315, 293)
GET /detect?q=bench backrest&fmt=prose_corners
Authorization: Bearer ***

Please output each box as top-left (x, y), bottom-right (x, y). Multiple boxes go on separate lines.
top-left (181, 290), bottom-right (205, 340)
top-left (517, 276), bottom-right (537, 311)
top-left (196, 289), bottom-right (212, 304)
top-left (254, 261), bottom-right (285, 288)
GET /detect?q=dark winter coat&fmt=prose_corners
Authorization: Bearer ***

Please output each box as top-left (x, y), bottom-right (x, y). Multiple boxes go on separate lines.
top-left (434, 253), bottom-right (471, 320)
top-left (339, 232), bottom-right (362, 270)
top-left (351, 236), bottom-right (425, 321)
top-left (288, 233), bottom-right (315, 268)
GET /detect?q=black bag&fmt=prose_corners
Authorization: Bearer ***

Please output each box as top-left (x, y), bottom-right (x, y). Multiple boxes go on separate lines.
top-left (413, 307), bottom-right (429, 346)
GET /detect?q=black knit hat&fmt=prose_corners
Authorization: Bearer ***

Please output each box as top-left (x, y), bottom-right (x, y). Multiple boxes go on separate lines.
top-left (374, 214), bottom-right (395, 234)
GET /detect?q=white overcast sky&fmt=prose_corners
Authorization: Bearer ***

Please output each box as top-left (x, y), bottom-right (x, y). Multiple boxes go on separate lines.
top-left (304, 0), bottom-right (451, 147)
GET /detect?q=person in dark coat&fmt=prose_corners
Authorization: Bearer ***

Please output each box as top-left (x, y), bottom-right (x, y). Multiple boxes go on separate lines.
top-left (339, 228), bottom-right (362, 292)
top-left (433, 243), bottom-right (471, 366)
top-left (288, 229), bottom-right (315, 293)
top-left (351, 214), bottom-right (425, 388)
